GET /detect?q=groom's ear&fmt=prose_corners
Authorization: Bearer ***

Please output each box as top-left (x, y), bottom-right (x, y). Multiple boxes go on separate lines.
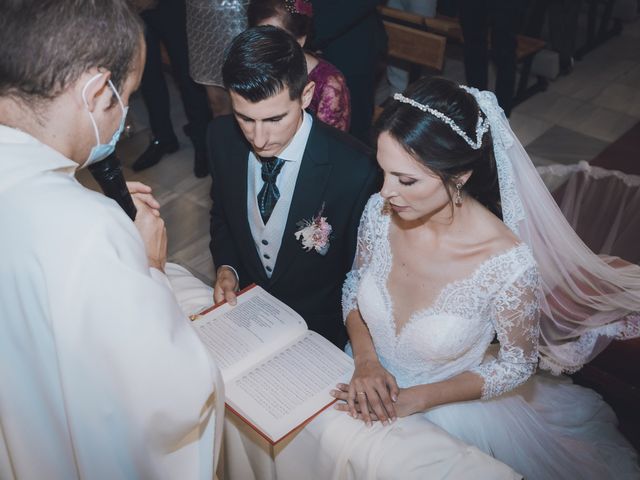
top-left (300, 81), bottom-right (315, 110)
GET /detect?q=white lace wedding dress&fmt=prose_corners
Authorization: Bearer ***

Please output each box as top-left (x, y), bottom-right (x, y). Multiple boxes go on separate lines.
top-left (342, 194), bottom-right (640, 480)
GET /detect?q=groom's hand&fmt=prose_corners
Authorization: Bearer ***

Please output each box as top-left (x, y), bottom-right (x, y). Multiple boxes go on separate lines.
top-left (213, 266), bottom-right (239, 306)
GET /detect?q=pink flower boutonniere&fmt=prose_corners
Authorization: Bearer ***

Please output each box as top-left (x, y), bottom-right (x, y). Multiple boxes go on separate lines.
top-left (294, 204), bottom-right (332, 255)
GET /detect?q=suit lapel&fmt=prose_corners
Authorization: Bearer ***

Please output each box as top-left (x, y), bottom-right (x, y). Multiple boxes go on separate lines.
top-left (225, 124), bottom-right (269, 283)
top-left (270, 124), bottom-right (332, 285)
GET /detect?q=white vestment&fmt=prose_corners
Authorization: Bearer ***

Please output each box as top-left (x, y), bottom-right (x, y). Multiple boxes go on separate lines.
top-left (0, 126), bottom-right (223, 480)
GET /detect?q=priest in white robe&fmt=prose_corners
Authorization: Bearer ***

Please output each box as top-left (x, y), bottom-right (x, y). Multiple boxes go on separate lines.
top-left (0, 1), bottom-right (223, 479)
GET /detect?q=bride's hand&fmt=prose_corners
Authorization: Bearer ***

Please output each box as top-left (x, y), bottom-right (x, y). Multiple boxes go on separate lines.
top-left (331, 358), bottom-right (399, 426)
top-left (333, 386), bottom-right (422, 422)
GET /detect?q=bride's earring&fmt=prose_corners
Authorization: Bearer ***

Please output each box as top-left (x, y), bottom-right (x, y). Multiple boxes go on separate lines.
top-left (455, 183), bottom-right (463, 207)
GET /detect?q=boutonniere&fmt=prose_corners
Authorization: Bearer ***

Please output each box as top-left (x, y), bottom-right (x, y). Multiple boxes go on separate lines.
top-left (294, 203), bottom-right (332, 255)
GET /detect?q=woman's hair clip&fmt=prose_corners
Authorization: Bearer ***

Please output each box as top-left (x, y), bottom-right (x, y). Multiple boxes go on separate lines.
top-left (284, 0), bottom-right (313, 17)
top-left (392, 93), bottom-right (489, 150)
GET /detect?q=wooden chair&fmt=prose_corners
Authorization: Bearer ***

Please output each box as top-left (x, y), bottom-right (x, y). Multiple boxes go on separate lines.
top-left (383, 21), bottom-right (447, 75)
top-left (379, 6), bottom-right (548, 106)
top-left (379, 5), bottom-right (447, 81)
top-left (374, 9), bottom-right (447, 123)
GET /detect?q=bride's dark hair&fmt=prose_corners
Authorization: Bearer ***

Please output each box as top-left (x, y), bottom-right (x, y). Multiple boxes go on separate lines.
top-left (374, 77), bottom-right (502, 219)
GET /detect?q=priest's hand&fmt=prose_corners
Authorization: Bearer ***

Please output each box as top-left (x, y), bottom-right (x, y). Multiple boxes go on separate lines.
top-left (213, 266), bottom-right (239, 306)
top-left (133, 196), bottom-right (167, 272)
top-left (127, 181), bottom-right (160, 215)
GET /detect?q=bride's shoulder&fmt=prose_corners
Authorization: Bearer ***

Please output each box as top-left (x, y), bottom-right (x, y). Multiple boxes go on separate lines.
top-left (470, 206), bottom-right (537, 270)
top-left (473, 204), bottom-right (521, 251)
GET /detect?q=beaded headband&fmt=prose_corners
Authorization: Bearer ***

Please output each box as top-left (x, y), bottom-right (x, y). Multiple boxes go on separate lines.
top-left (392, 90), bottom-right (489, 150)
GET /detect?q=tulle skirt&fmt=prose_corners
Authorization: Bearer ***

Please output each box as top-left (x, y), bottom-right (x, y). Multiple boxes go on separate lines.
top-left (424, 371), bottom-right (639, 479)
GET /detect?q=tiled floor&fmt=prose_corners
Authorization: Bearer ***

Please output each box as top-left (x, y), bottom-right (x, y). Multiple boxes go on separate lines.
top-left (77, 15), bottom-right (640, 286)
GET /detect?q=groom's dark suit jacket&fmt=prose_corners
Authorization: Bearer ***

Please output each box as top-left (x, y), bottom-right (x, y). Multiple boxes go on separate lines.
top-left (208, 115), bottom-right (379, 347)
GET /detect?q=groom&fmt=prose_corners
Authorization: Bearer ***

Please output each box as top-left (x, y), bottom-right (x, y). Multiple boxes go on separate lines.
top-left (208, 26), bottom-right (378, 347)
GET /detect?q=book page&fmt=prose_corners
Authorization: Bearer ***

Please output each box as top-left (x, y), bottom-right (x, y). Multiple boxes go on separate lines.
top-left (192, 286), bottom-right (307, 381)
top-left (225, 330), bottom-right (354, 443)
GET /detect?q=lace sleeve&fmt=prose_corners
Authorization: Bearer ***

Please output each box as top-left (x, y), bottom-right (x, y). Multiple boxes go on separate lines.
top-left (471, 263), bottom-right (541, 399)
top-left (341, 194), bottom-right (383, 321)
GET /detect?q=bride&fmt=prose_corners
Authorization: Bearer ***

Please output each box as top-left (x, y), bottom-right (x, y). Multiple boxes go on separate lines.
top-left (330, 76), bottom-right (640, 479)
top-left (169, 76), bottom-right (639, 479)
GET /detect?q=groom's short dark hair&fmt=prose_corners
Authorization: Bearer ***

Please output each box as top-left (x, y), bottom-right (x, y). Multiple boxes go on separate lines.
top-left (222, 26), bottom-right (308, 102)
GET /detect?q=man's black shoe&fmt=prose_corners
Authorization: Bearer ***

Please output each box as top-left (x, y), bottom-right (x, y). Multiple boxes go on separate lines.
top-left (132, 138), bottom-right (179, 172)
top-left (559, 56), bottom-right (575, 76)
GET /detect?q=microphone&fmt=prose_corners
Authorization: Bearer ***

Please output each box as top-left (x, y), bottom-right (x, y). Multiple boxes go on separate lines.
top-left (88, 153), bottom-right (137, 220)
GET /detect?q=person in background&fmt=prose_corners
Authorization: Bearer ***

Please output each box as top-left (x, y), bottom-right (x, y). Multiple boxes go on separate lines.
top-left (186, 0), bottom-right (248, 119)
top-left (133, 0), bottom-right (212, 177)
top-left (0, 1), bottom-right (223, 478)
top-left (310, 0), bottom-right (387, 142)
top-left (248, 0), bottom-right (352, 132)
top-left (385, 0), bottom-right (438, 95)
top-left (548, 0), bottom-right (583, 75)
top-left (458, 0), bottom-right (528, 116)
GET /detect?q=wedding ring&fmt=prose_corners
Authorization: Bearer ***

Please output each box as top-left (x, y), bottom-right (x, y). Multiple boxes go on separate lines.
top-left (356, 391), bottom-right (366, 396)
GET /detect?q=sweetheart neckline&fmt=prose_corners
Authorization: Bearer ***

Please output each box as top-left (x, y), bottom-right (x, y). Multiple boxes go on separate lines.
top-left (377, 214), bottom-right (526, 339)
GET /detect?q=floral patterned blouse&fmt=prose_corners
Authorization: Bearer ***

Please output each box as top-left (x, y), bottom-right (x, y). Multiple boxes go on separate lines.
top-left (307, 58), bottom-right (351, 132)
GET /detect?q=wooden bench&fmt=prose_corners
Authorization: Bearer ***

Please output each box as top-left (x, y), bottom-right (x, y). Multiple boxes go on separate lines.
top-left (378, 6), bottom-right (548, 106)
top-left (380, 6), bottom-right (447, 84)
top-left (383, 21), bottom-right (447, 74)
top-left (375, 11), bottom-right (447, 122)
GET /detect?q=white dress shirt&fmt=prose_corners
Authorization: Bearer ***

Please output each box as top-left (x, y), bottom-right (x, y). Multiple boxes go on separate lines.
top-left (247, 111), bottom-right (313, 278)
top-left (0, 125), bottom-right (223, 480)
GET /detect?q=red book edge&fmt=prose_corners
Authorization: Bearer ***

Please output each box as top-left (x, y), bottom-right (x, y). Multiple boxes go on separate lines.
top-left (225, 398), bottom-right (339, 445)
top-left (191, 283), bottom-right (259, 319)
top-left (191, 283), bottom-right (341, 445)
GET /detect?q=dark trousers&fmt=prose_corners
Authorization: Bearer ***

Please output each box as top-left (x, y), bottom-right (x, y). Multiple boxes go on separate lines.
top-left (548, 0), bottom-right (582, 68)
top-left (344, 73), bottom-right (375, 143)
top-left (459, 0), bottom-right (528, 116)
top-left (140, 0), bottom-right (210, 150)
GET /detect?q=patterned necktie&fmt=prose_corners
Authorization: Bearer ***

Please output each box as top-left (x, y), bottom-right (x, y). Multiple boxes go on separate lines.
top-left (257, 156), bottom-right (285, 224)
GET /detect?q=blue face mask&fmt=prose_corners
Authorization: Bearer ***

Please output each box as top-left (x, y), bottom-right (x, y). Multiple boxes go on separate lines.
top-left (81, 73), bottom-right (128, 167)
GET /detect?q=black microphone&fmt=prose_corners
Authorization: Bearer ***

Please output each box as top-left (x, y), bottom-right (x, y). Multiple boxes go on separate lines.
top-left (88, 153), bottom-right (137, 220)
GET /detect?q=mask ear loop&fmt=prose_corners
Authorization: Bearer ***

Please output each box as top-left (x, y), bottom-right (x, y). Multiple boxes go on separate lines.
top-left (81, 73), bottom-right (126, 144)
top-left (107, 79), bottom-right (126, 114)
top-left (82, 73), bottom-right (106, 145)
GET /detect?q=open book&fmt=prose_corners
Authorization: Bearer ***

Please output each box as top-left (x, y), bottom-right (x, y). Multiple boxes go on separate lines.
top-left (191, 285), bottom-right (354, 444)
